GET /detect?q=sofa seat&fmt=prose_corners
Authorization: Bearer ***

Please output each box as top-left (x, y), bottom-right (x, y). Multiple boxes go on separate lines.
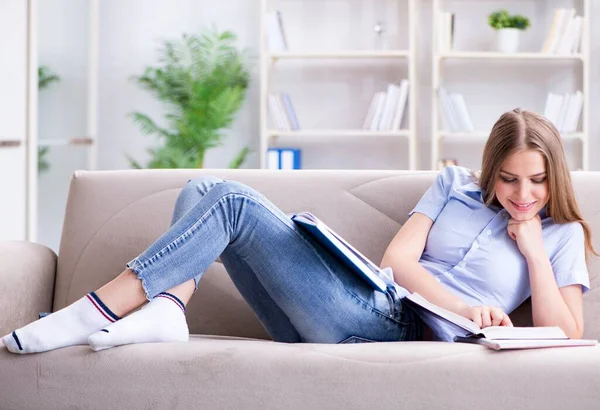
top-left (1, 336), bottom-right (599, 409)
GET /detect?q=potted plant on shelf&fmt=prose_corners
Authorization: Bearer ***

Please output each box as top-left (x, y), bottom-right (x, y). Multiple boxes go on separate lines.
top-left (128, 27), bottom-right (252, 169)
top-left (488, 9), bottom-right (530, 53)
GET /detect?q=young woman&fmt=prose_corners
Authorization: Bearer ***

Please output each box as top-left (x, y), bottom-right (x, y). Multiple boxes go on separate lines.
top-left (3, 109), bottom-right (594, 353)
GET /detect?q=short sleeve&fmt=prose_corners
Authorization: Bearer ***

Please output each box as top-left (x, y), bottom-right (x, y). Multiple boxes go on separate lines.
top-left (409, 166), bottom-right (456, 222)
top-left (550, 222), bottom-right (590, 293)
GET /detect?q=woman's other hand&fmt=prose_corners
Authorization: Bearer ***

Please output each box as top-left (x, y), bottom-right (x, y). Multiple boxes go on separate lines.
top-left (457, 305), bottom-right (514, 328)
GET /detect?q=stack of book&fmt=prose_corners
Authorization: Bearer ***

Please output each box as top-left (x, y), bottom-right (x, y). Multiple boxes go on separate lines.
top-left (437, 11), bottom-right (455, 53)
top-left (362, 80), bottom-right (410, 131)
top-left (267, 148), bottom-right (301, 170)
top-left (437, 87), bottom-right (474, 133)
top-left (264, 10), bottom-right (288, 53)
top-left (541, 8), bottom-right (583, 54)
top-left (268, 93), bottom-right (300, 131)
top-left (543, 91), bottom-right (584, 134)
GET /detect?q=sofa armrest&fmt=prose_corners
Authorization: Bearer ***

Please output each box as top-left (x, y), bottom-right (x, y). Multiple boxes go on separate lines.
top-left (0, 241), bottom-right (57, 336)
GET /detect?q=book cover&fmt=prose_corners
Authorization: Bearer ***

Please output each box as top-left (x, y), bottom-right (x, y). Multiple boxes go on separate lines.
top-left (291, 212), bottom-right (388, 292)
top-left (541, 9), bottom-right (561, 53)
top-left (379, 84), bottom-right (401, 131)
top-left (455, 337), bottom-right (597, 350)
top-left (370, 92), bottom-right (387, 131)
top-left (265, 12), bottom-right (286, 53)
top-left (391, 80), bottom-right (410, 131)
top-left (363, 93), bottom-right (380, 130)
top-left (281, 93), bottom-right (300, 130)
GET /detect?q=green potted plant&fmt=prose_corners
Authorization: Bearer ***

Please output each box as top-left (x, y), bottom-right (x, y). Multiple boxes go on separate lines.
top-left (128, 28), bottom-right (252, 169)
top-left (38, 65), bottom-right (60, 173)
top-left (488, 9), bottom-right (531, 53)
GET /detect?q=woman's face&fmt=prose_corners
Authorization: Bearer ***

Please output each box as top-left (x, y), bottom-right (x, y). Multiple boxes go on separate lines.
top-left (494, 149), bottom-right (549, 221)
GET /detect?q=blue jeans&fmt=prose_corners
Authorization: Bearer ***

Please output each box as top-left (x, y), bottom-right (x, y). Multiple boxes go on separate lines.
top-left (126, 177), bottom-right (423, 344)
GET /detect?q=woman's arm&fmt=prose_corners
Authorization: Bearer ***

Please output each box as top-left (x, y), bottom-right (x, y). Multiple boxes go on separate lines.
top-left (526, 255), bottom-right (584, 338)
top-left (508, 216), bottom-right (584, 339)
top-left (380, 213), bottom-right (469, 315)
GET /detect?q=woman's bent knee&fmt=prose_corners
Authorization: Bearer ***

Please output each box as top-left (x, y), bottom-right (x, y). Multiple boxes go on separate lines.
top-left (181, 176), bottom-right (225, 198)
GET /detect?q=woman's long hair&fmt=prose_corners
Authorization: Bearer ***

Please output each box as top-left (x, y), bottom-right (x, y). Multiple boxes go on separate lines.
top-left (477, 108), bottom-right (597, 260)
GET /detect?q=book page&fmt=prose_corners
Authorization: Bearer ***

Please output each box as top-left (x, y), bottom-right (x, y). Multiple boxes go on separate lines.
top-left (404, 293), bottom-right (481, 335)
top-left (479, 326), bottom-right (567, 340)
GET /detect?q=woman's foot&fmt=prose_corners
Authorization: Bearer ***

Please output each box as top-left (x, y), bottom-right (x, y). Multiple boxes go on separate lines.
top-left (2, 292), bottom-right (120, 354)
top-left (88, 292), bottom-right (189, 351)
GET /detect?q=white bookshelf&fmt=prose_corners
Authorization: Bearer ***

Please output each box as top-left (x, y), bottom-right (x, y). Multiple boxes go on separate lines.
top-left (431, 0), bottom-right (590, 171)
top-left (259, 0), bottom-right (419, 170)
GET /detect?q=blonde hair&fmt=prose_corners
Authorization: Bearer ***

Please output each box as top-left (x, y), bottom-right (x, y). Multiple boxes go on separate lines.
top-left (477, 108), bottom-right (597, 260)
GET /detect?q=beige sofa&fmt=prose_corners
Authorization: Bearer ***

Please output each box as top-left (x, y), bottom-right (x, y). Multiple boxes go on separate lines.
top-left (1, 168), bottom-right (600, 410)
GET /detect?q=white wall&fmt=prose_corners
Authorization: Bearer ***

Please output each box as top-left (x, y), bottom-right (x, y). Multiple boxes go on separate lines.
top-left (36, 0), bottom-right (600, 250)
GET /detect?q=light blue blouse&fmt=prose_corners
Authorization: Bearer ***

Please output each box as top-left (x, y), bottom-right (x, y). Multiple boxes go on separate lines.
top-left (393, 166), bottom-right (589, 338)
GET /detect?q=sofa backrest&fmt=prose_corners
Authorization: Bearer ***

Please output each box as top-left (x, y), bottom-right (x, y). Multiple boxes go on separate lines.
top-left (54, 169), bottom-right (600, 339)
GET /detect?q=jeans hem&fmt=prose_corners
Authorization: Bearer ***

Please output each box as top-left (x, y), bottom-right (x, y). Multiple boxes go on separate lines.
top-left (126, 258), bottom-right (153, 302)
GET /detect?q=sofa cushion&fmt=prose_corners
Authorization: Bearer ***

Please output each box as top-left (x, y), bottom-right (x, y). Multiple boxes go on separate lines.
top-left (1, 337), bottom-right (599, 409)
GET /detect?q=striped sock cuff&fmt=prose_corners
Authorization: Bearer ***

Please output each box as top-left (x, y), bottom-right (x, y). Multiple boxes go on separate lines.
top-left (86, 292), bottom-right (121, 322)
top-left (156, 292), bottom-right (186, 313)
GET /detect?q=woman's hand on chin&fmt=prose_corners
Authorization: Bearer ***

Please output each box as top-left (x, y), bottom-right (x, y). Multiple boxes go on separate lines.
top-left (507, 214), bottom-right (545, 260)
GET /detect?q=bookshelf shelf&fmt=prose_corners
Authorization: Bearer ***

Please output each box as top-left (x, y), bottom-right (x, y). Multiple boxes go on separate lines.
top-left (438, 51), bottom-right (584, 61)
top-left (38, 138), bottom-right (96, 147)
top-left (260, 0), bottom-right (418, 170)
top-left (438, 131), bottom-right (584, 141)
top-left (268, 130), bottom-right (411, 138)
top-left (269, 50), bottom-right (410, 60)
top-left (432, 0), bottom-right (590, 170)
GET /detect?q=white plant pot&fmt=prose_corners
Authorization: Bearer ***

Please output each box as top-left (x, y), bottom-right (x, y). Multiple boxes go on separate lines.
top-left (496, 28), bottom-right (521, 53)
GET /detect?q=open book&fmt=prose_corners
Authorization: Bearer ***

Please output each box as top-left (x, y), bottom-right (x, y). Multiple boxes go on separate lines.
top-left (291, 212), bottom-right (388, 292)
top-left (404, 293), bottom-right (598, 350)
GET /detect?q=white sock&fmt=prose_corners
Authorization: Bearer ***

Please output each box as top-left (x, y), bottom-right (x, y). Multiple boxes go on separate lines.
top-left (2, 292), bottom-right (120, 354)
top-left (88, 292), bottom-right (189, 352)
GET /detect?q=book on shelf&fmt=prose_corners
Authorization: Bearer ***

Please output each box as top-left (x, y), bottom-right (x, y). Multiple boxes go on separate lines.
top-left (541, 8), bottom-right (583, 55)
top-left (268, 93), bottom-right (300, 131)
top-left (362, 92), bottom-right (383, 130)
top-left (265, 10), bottom-right (288, 53)
top-left (543, 91), bottom-right (583, 134)
top-left (281, 93), bottom-right (300, 130)
top-left (363, 81), bottom-right (410, 131)
top-left (437, 11), bottom-right (455, 53)
top-left (391, 80), bottom-right (410, 131)
top-left (437, 87), bottom-right (473, 133)
top-left (266, 148), bottom-right (301, 170)
top-left (403, 293), bottom-right (598, 350)
top-left (368, 92), bottom-right (387, 131)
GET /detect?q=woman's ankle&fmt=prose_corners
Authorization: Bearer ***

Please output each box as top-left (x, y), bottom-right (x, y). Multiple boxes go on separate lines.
top-left (95, 269), bottom-right (148, 317)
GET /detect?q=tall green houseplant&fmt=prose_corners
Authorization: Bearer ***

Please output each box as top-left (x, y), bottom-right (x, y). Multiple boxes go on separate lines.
top-left (129, 28), bottom-right (252, 169)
